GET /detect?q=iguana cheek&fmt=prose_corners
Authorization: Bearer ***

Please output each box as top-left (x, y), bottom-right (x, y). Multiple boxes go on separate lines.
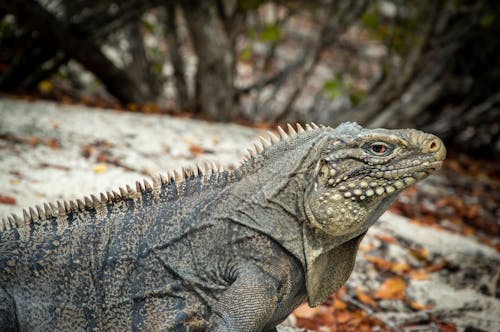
top-left (305, 189), bottom-right (368, 237)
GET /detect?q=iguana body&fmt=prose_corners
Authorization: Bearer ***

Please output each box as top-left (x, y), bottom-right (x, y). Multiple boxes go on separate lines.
top-left (0, 123), bottom-right (446, 331)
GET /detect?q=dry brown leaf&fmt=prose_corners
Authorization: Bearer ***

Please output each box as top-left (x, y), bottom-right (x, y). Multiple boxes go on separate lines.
top-left (364, 255), bottom-right (396, 270)
top-left (426, 262), bottom-right (447, 273)
top-left (0, 195), bottom-right (16, 205)
top-left (189, 145), bottom-right (205, 155)
top-left (409, 270), bottom-right (429, 280)
top-left (335, 310), bottom-right (353, 324)
top-left (356, 287), bottom-right (378, 308)
top-left (374, 277), bottom-right (407, 300)
top-left (93, 163), bottom-right (108, 174)
top-left (374, 233), bottom-right (399, 244)
top-left (391, 262), bottom-right (411, 273)
top-left (410, 247), bottom-right (430, 261)
top-left (333, 298), bottom-right (347, 310)
top-left (47, 138), bottom-right (61, 149)
top-left (408, 300), bottom-right (434, 311)
top-left (292, 303), bottom-right (322, 319)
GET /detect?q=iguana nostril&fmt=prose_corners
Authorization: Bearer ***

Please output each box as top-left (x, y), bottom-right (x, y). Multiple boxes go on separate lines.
top-left (429, 140), bottom-right (437, 151)
top-left (425, 135), bottom-right (446, 160)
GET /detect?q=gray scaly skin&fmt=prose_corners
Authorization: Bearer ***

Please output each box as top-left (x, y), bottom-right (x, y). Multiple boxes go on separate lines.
top-left (0, 122), bottom-right (446, 331)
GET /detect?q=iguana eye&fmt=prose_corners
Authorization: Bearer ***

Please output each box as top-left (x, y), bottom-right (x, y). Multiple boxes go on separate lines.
top-left (366, 142), bottom-right (393, 156)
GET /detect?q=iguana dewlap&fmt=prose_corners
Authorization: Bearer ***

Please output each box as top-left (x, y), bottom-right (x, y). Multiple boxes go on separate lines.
top-left (0, 122), bottom-right (445, 331)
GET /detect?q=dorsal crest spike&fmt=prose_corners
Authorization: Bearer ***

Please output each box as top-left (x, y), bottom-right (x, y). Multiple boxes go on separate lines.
top-left (203, 162), bottom-right (211, 174)
top-left (143, 179), bottom-right (153, 191)
top-left (29, 207), bottom-right (38, 221)
top-left (196, 164), bottom-right (204, 176)
top-left (278, 126), bottom-right (289, 139)
top-left (136, 181), bottom-right (144, 192)
top-left (287, 123), bottom-right (297, 136)
top-left (119, 187), bottom-right (127, 197)
top-left (173, 169), bottom-right (182, 182)
top-left (36, 205), bottom-right (45, 220)
top-left (259, 136), bottom-right (271, 148)
top-left (90, 194), bottom-right (100, 206)
top-left (43, 203), bottom-right (52, 216)
top-left (76, 199), bottom-right (85, 210)
top-left (305, 123), bottom-right (313, 131)
top-left (181, 167), bottom-right (190, 178)
top-left (152, 175), bottom-right (161, 188)
top-left (63, 201), bottom-right (71, 212)
top-left (22, 209), bottom-right (30, 222)
top-left (159, 174), bottom-right (168, 185)
top-left (100, 192), bottom-right (108, 203)
top-left (126, 185), bottom-right (134, 194)
top-left (296, 123), bottom-right (305, 133)
top-left (268, 131), bottom-right (280, 143)
top-left (57, 201), bottom-right (65, 214)
top-left (311, 122), bottom-right (320, 129)
top-left (70, 200), bottom-right (78, 212)
top-left (254, 142), bottom-right (263, 153)
top-left (190, 165), bottom-right (199, 177)
top-left (210, 161), bottom-right (218, 173)
top-left (84, 196), bottom-right (93, 208)
top-left (112, 191), bottom-right (121, 200)
top-left (13, 214), bottom-right (22, 226)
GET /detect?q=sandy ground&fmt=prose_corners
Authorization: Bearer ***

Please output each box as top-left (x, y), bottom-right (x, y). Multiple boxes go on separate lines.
top-left (0, 98), bottom-right (498, 331)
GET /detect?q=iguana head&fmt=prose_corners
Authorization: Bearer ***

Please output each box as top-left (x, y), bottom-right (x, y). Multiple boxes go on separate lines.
top-left (303, 122), bottom-right (446, 237)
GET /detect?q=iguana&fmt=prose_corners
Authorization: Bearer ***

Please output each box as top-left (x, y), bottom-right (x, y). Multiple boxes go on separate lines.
top-left (0, 122), bottom-right (446, 331)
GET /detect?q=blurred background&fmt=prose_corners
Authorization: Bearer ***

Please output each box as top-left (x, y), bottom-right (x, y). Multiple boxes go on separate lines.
top-left (1, 0), bottom-right (499, 158)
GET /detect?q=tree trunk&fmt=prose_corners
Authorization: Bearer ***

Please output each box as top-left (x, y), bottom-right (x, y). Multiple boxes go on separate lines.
top-left (182, 1), bottom-right (236, 120)
top-left (165, 3), bottom-right (191, 111)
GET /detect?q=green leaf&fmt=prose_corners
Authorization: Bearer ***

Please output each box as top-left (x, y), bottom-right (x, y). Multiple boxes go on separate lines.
top-left (323, 79), bottom-right (343, 99)
top-left (362, 12), bottom-right (379, 31)
top-left (239, 0), bottom-right (265, 10)
top-left (240, 47), bottom-right (252, 61)
top-left (480, 14), bottom-right (495, 27)
top-left (260, 24), bottom-right (283, 42)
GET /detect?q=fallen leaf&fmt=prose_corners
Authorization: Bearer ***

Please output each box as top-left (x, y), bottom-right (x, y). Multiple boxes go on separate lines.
top-left (374, 233), bottom-right (399, 244)
top-left (364, 255), bottom-right (396, 270)
top-left (359, 243), bottom-right (374, 252)
top-left (189, 145), bottom-right (205, 155)
top-left (374, 277), bottom-right (407, 300)
top-left (410, 247), bottom-right (430, 261)
top-left (433, 320), bottom-right (458, 332)
top-left (391, 262), bottom-right (411, 273)
top-left (356, 287), bottom-right (378, 308)
top-left (333, 298), bottom-right (347, 310)
top-left (409, 270), bottom-right (429, 280)
top-left (426, 262), bottom-right (447, 273)
top-left (93, 163), bottom-right (108, 173)
top-left (409, 300), bottom-right (434, 311)
top-left (38, 80), bottom-right (53, 93)
top-left (0, 195), bottom-right (16, 205)
top-left (335, 310), bottom-right (353, 324)
top-left (292, 303), bottom-right (322, 319)
top-left (141, 102), bottom-right (161, 114)
top-left (47, 138), bottom-right (61, 149)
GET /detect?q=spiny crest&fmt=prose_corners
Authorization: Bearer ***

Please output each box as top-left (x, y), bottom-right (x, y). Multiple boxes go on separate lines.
top-left (0, 161), bottom-right (224, 232)
top-left (241, 122), bottom-right (323, 161)
top-left (0, 123), bottom-right (324, 232)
